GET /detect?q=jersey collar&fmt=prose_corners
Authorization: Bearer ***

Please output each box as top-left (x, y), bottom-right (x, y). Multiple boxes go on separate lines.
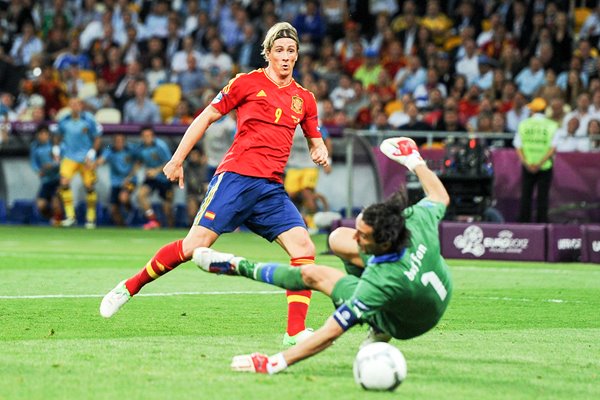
top-left (368, 248), bottom-right (406, 264)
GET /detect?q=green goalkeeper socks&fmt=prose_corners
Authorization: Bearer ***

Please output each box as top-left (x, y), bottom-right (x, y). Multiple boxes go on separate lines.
top-left (237, 260), bottom-right (307, 291)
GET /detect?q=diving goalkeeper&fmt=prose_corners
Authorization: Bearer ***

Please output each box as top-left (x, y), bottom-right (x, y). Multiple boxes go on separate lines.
top-left (193, 137), bottom-right (453, 374)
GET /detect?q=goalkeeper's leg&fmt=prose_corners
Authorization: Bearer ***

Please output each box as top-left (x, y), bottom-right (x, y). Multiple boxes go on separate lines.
top-left (193, 247), bottom-right (344, 296)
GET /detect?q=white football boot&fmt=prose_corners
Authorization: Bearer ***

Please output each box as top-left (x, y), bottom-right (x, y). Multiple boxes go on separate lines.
top-left (99, 280), bottom-right (131, 318)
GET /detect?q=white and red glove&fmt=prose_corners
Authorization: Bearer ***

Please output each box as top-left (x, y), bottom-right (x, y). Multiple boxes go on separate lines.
top-left (231, 352), bottom-right (287, 374)
top-left (379, 137), bottom-right (426, 172)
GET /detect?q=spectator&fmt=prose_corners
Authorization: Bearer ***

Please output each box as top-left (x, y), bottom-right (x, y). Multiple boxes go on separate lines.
top-left (292, 0), bottom-right (326, 48)
top-left (586, 118), bottom-right (600, 150)
top-left (55, 97), bottom-right (102, 228)
top-left (551, 11), bottom-right (572, 72)
top-left (455, 38), bottom-right (480, 86)
top-left (97, 134), bottom-right (138, 226)
top-left (61, 63), bottom-right (84, 99)
top-left (506, 91), bottom-right (530, 133)
top-left (548, 97), bottom-right (567, 125)
top-left (414, 67), bottom-right (448, 109)
top-left (139, 36), bottom-right (165, 71)
top-left (589, 88), bottom-right (600, 116)
top-left (474, 55), bottom-right (494, 90)
top-left (537, 69), bottom-right (563, 104)
top-left (83, 77), bottom-right (115, 113)
top-left (513, 97), bottom-right (559, 223)
top-left (171, 35), bottom-right (202, 74)
top-left (145, 55), bottom-right (168, 93)
top-left (164, 17), bottom-right (182, 62)
top-left (198, 37), bottom-right (234, 90)
top-left (381, 40), bottom-right (406, 79)
top-left (554, 117), bottom-right (588, 152)
top-left (394, 55), bottom-right (427, 97)
top-left (183, 146), bottom-right (208, 225)
top-left (344, 79), bottom-right (371, 123)
top-left (9, 22), bottom-right (43, 67)
top-left (515, 57), bottom-right (545, 97)
top-left (169, 99), bottom-right (195, 125)
top-left (173, 54), bottom-right (207, 110)
top-left (420, 0), bottom-right (453, 46)
top-left (561, 92), bottom-right (592, 137)
top-left (334, 20), bottom-right (368, 63)
top-left (398, 101), bottom-right (432, 138)
top-left (135, 126), bottom-right (174, 229)
top-left (144, 0), bottom-right (170, 38)
top-left (396, 8), bottom-right (420, 57)
top-left (54, 37), bottom-right (91, 71)
top-left (114, 60), bottom-right (143, 109)
top-left (578, 4), bottom-right (600, 42)
top-left (557, 57), bottom-right (589, 90)
top-left (123, 79), bottom-right (162, 124)
top-left (30, 125), bottom-right (62, 224)
top-left (34, 64), bottom-right (66, 120)
top-left (101, 45), bottom-right (126, 93)
top-left (234, 23), bottom-right (264, 73)
top-left (434, 105), bottom-right (467, 132)
top-left (353, 48), bottom-right (383, 89)
top-left (120, 24), bottom-right (142, 65)
top-left (492, 111), bottom-right (507, 133)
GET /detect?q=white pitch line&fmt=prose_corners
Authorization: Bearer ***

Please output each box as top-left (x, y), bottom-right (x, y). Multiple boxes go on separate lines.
top-left (0, 290), bottom-right (285, 300)
top-left (461, 295), bottom-right (580, 304)
top-left (452, 265), bottom-right (600, 274)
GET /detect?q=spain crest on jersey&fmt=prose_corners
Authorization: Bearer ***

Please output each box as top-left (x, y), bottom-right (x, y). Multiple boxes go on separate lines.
top-left (291, 95), bottom-right (303, 114)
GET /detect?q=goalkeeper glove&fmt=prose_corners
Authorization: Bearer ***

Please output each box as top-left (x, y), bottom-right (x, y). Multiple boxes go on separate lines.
top-left (379, 137), bottom-right (426, 172)
top-left (230, 352), bottom-right (287, 374)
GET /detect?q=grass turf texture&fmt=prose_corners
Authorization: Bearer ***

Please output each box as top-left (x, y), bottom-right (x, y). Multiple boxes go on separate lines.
top-left (0, 226), bottom-right (598, 400)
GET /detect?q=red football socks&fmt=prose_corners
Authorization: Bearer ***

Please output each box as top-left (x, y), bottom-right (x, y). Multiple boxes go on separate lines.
top-left (286, 256), bottom-right (314, 336)
top-left (125, 240), bottom-right (188, 295)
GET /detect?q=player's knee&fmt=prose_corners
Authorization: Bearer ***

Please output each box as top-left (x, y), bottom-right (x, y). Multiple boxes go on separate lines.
top-left (328, 227), bottom-right (347, 256)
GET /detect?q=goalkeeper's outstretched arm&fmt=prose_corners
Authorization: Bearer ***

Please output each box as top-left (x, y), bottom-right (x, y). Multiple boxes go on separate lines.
top-left (380, 136), bottom-right (449, 206)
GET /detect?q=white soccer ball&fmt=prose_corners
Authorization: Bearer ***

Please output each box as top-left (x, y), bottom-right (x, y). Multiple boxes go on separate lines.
top-left (353, 342), bottom-right (407, 391)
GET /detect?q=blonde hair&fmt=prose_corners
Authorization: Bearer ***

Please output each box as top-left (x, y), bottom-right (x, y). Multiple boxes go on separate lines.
top-left (261, 22), bottom-right (299, 62)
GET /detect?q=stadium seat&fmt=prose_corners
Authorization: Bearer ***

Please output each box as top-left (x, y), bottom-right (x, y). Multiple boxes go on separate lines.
top-left (384, 100), bottom-right (403, 116)
top-left (95, 108), bottom-right (122, 124)
top-left (79, 69), bottom-right (97, 83)
top-left (0, 200), bottom-right (6, 223)
top-left (7, 200), bottom-right (35, 224)
top-left (153, 83), bottom-right (182, 121)
top-left (54, 107), bottom-right (72, 121)
top-left (78, 82), bottom-right (98, 100)
top-left (574, 8), bottom-right (591, 33)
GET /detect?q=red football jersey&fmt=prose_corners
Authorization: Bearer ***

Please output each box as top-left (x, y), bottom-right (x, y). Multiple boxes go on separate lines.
top-left (211, 69), bottom-right (321, 183)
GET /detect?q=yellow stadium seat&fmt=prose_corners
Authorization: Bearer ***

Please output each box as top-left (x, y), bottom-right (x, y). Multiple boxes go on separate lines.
top-left (153, 83), bottom-right (182, 121)
top-left (95, 108), bottom-right (122, 124)
top-left (384, 100), bottom-right (404, 116)
top-left (444, 36), bottom-right (462, 52)
top-left (79, 69), bottom-right (97, 83)
top-left (158, 104), bottom-right (175, 121)
top-left (574, 8), bottom-right (591, 33)
top-left (153, 83), bottom-right (182, 109)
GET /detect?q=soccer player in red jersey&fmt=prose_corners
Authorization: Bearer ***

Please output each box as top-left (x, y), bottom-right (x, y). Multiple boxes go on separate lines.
top-left (100, 22), bottom-right (329, 346)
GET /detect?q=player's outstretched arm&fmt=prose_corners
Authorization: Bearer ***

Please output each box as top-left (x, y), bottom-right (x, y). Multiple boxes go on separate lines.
top-left (164, 106), bottom-right (223, 188)
top-left (380, 137), bottom-right (449, 206)
top-left (231, 316), bottom-right (344, 374)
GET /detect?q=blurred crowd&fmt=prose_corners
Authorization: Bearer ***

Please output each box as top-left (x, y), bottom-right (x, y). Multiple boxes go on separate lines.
top-left (0, 0), bottom-right (598, 147)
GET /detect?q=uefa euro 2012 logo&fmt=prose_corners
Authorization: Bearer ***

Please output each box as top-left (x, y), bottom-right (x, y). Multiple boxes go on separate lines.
top-left (454, 226), bottom-right (529, 256)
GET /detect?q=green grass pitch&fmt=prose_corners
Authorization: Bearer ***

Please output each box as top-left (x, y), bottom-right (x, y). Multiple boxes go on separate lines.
top-left (0, 226), bottom-right (599, 400)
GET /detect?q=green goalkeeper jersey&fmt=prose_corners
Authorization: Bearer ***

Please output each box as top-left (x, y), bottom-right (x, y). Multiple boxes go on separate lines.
top-left (332, 198), bottom-right (452, 339)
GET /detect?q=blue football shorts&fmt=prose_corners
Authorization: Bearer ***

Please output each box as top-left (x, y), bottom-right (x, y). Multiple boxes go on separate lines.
top-left (193, 172), bottom-right (306, 241)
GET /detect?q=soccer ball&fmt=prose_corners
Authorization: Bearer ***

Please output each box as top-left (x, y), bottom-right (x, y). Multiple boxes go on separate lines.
top-left (353, 342), bottom-right (407, 391)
